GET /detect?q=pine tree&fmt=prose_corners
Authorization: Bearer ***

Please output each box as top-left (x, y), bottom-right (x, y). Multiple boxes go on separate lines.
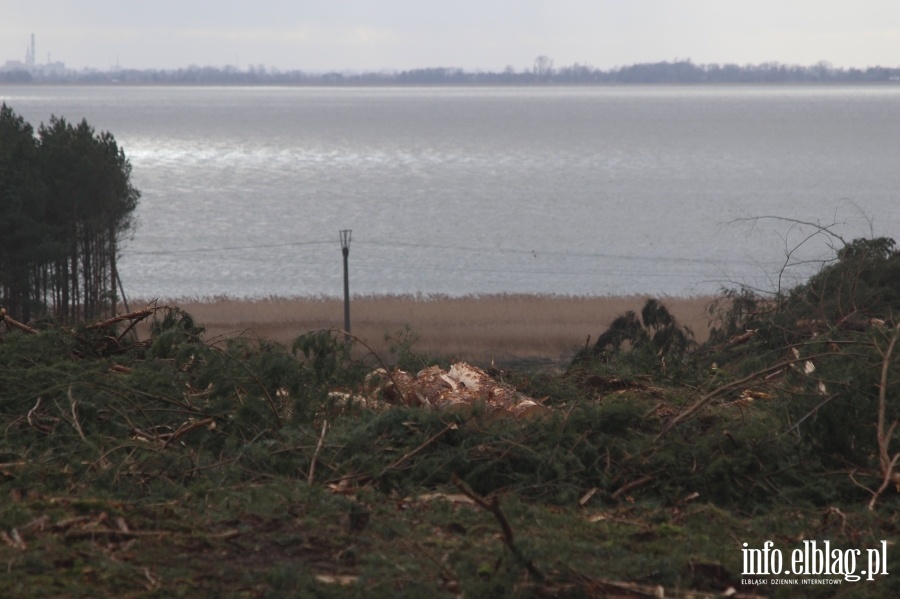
top-left (0, 105), bottom-right (139, 323)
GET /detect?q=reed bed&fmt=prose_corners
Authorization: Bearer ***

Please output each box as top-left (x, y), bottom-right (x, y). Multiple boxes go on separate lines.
top-left (141, 294), bottom-right (715, 366)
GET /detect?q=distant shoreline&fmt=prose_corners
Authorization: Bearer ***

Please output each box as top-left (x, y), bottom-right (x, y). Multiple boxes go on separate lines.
top-left (5, 58), bottom-right (899, 86)
top-left (5, 81), bottom-right (900, 88)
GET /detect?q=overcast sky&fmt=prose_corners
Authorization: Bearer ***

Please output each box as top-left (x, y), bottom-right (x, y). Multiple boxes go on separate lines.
top-left (2, 0), bottom-right (899, 72)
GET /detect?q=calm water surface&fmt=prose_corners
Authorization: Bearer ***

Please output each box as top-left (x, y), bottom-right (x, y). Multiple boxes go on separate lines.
top-left (2, 85), bottom-right (898, 299)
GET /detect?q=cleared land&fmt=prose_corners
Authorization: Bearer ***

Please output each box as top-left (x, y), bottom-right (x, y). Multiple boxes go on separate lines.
top-left (152, 294), bottom-right (715, 367)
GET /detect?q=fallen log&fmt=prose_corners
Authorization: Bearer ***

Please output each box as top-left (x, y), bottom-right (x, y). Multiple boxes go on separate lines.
top-left (0, 308), bottom-right (38, 335)
top-left (85, 308), bottom-right (155, 331)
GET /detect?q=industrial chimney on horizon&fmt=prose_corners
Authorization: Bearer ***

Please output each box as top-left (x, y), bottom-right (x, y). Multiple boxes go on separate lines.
top-left (25, 33), bottom-right (35, 67)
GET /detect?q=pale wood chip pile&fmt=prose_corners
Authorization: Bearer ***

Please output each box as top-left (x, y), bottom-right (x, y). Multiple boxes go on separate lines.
top-left (351, 361), bottom-right (550, 420)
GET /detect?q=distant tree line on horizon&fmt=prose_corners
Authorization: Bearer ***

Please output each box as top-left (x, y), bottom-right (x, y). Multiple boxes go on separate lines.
top-left (3, 57), bottom-right (900, 85)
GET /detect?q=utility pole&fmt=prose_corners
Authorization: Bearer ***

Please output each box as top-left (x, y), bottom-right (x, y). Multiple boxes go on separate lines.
top-left (340, 230), bottom-right (352, 337)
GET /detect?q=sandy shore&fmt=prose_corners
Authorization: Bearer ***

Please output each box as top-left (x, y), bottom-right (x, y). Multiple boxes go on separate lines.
top-left (145, 294), bottom-right (716, 367)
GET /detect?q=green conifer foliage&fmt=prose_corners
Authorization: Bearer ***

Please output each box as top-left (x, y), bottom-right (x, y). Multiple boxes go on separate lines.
top-left (0, 104), bottom-right (48, 321)
top-left (0, 104), bottom-right (139, 322)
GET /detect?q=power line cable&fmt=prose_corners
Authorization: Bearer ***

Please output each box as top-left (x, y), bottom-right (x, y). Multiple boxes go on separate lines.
top-left (354, 262), bottom-right (724, 279)
top-left (354, 239), bottom-right (770, 267)
top-left (119, 235), bottom-right (783, 275)
top-left (124, 239), bottom-right (332, 256)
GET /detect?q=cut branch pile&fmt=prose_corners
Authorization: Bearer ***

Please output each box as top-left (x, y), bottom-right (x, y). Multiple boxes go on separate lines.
top-left (361, 361), bottom-right (550, 419)
top-left (2, 296), bottom-right (900, 597)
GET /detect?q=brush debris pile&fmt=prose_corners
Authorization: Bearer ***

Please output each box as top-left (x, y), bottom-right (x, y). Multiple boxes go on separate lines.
top-left (355, 362), bottom-right (550, 419)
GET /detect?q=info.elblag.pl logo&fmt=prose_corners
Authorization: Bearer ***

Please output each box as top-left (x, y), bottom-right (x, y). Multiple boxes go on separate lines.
top-left (741, 540), bottom-right (890, 587)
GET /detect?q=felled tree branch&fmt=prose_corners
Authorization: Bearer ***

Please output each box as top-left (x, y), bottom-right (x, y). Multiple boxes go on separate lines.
top-left (655, 352), bottom-right (837, 441)
top-left (85, 308), bottom-right (155, 331)
top-left (0, 307), bottom-right (38, 335)
top-left (869, 323), bottom-right (900, 510)
top-left (452, 473), bottom-right (545, 582)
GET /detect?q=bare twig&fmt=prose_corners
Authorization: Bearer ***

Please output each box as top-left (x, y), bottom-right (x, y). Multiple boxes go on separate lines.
top-left (379, 422), bottom-right (457, 478)
top-left (868, 323), bottom-right (900, 510)
top-left (411, 538), bottom-right (460, 585)
top-left (656, 352), bottom-right (836, 441)
top-left (774, 224), bottom-right (834, 297)
top-left (611, 474), bottom-right (655, 500)
top-left (212, 347), bottom-right (282, 427)
top-left (0, 461), bottom-right (27, 469)
top-left (0, 529), bottom-right (26, 550)
top-left (730, 215), bottom-right (847, 247)
top-left (180, 456), bottom-right (243, 477)
top-left (63, 527), bottom-right (239, 542)
top-left (335, 329), bottom-right (405, 398)
top-left (869, 454), bottom-right (900, 511)
top-left (68, 386), bottom-right (88, 443)
top-left (308, 420), bottom-right (328, 484)
top-left (452, 474), bottom-right (545, 582)
top-left (26, 397), bottom-right (46, 431)
top-left (779, 393), bottom-right (840, 438)
top-left (161, 418), bottom-right (216, 449)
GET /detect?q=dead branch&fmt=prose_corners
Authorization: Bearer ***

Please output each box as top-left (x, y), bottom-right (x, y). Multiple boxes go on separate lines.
top-left (335, 329), bottom-right (406, 398)
top-left (380, 422), bottom-right (457, 478)
top-left (308, 420), bottom-right (328, 484)
top-left (778, 393), bottom-right (840, 438)
top-left (868, 454), bottom-right (900, 511)
top-left (208, 529), bottom-right (241, 540)
top-left (722, 329), bottom-right (758, 349)
top-left (212, 347), bottom-right (282, 427)
top-left (0, 461), bottom-right (27, 469)
top-left (730, 215), bottom-right (847, 247)
top-left (0, 529), bottom-right (26, 550)
top-left (161, 418), bottom-right (216, 449)
top-left (114, 309), bottom-right (152, 342)
top-left (410, 538), bottom-right (460, 587)
top-left (0, 308), bottom-right (38, 335)
top-left (68, 386), bottom-right (88, 444)
top-left (590, 579), bottom-right (669, 598)
top-left (868, 323), bottom-right (900, 510)
top-left (656, 352), bottom-right (838, 441)
top-left (611, 474), bottom-right (655, 500)
top-left (26, 397), bottom-right (42, 430)
top-left (85, 308), bottom-right (155, 331)
top-left (25, 396), bottom-right (58, 434)
top-left (452, 473), bottom-right (545, 582)
top-left (63, 528), bottom-right (164, 541)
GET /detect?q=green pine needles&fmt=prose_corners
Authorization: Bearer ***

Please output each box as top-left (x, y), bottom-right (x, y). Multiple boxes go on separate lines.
top-left (0, 104), bottom-right (139, 323)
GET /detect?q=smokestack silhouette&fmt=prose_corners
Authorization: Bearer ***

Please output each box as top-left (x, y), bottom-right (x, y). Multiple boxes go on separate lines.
top-left (26, 33), bottom-right (35, 67)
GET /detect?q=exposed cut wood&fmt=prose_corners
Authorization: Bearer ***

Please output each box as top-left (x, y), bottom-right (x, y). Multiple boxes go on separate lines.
top-left (362, 361), bottom-right (549, 420)
top-left (0, 307), bottom-right (38, 335)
